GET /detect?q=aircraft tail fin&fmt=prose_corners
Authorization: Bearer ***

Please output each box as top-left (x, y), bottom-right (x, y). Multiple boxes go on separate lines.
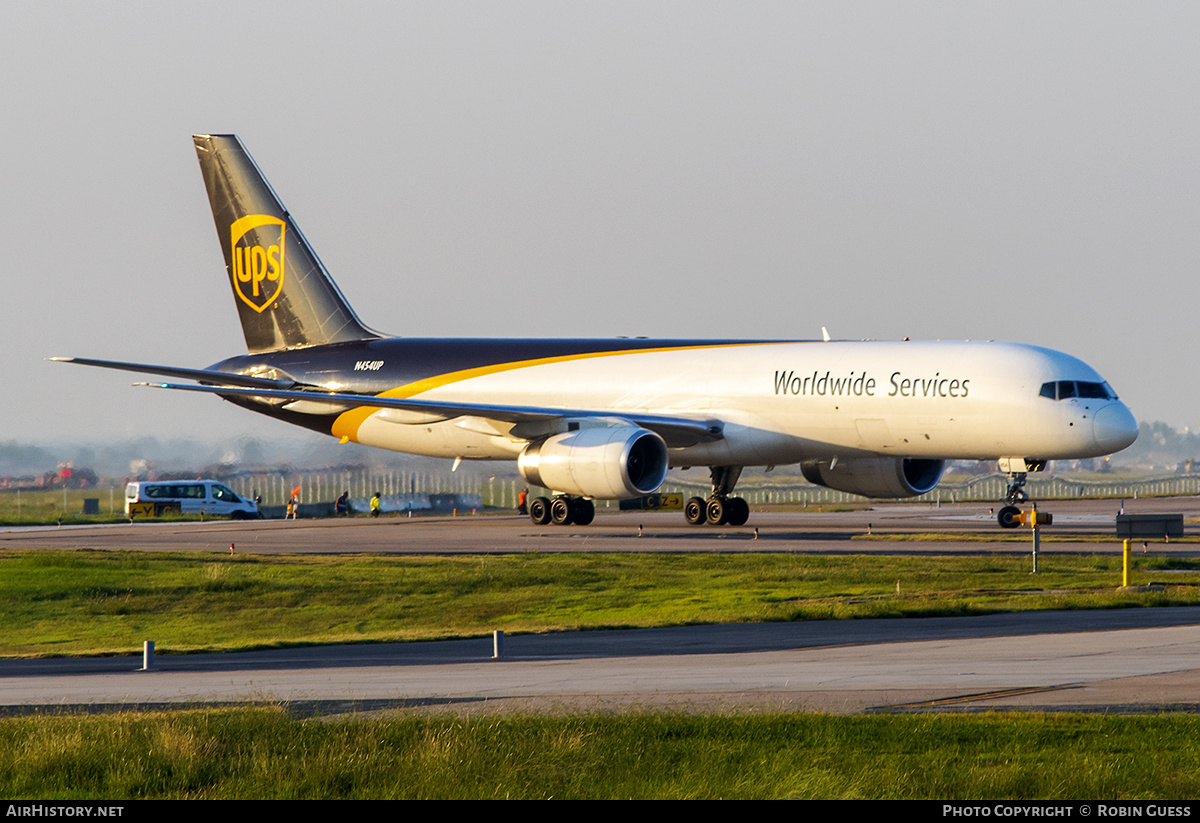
top-left (193, 134), bottom-right (381, 353)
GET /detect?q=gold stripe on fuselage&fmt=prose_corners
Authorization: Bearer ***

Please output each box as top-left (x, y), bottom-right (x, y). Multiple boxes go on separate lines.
top-left (329, 341), bottom-right (789, 442)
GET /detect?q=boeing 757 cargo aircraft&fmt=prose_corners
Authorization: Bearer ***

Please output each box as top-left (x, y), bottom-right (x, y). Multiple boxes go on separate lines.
top-left (54, 135), bottom-right (1138, 528)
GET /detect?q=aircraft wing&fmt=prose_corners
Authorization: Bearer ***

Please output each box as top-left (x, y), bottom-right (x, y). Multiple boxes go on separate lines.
top-left (52, 356), bottom-right (724, 446)
top-left (137, 382), bottom-right (724, 448)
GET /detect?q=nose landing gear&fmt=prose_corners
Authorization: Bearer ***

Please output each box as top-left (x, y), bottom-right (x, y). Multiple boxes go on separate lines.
top-left (996, 459), bottom-right (1045, 528)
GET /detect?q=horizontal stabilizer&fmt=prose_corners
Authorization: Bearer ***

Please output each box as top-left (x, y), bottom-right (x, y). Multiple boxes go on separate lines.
top-left (48, 357), bottom-right (296, 391)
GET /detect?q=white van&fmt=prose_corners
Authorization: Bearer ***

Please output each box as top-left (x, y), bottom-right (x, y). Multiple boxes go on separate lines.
top-left (124, 480), bottom-right (260, 519)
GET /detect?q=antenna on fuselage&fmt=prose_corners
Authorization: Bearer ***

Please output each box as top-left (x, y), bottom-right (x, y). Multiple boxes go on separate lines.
top-left (821, 327), bottom-right (831, 342)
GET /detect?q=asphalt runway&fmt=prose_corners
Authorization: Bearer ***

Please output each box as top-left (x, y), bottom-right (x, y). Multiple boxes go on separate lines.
top-left (2, 497), bottom-right (1198, 715)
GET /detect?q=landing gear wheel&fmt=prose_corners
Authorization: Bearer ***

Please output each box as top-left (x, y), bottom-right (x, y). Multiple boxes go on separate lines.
top-left (529, 497), bottom-right (551, 525)
top-left (550, 497), bottom-right (575, 526)
top-left (725, 497), bottom-right (750, 526)
top-left (571, 498), bottom-right (595, 526)
top-left (998, 505), bottom-right (1021, 529)
top-left (684, 497), bottom-right (707, 526)
top-left (705, 497), bottom-right (728, 526)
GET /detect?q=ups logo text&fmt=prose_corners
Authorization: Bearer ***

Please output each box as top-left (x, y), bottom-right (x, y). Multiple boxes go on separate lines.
top-left (230, 214), bottom-right (286, 313)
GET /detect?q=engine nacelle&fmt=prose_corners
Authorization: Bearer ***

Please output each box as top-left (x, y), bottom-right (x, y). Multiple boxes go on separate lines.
top-left (518, 426), bottom-right (668, 499)
top-left (800, 457), bottom-right (945, 499)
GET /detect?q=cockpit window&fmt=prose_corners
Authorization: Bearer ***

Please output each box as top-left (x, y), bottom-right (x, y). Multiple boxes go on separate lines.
top-left (1038, 381), bottom-right (1118, 401)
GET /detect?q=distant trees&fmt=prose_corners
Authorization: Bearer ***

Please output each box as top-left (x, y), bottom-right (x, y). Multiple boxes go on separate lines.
top-left (1111, 421), bottom-right (1200, 471)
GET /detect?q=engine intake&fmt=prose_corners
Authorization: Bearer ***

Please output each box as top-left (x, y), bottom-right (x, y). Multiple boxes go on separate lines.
top-left (800, 457), bottom-right (945, 499)
top-left (519, 426), bottom-right (669, 499)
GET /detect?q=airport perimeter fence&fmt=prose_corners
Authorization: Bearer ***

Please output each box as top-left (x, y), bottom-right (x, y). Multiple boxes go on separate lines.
top-left (220, 468), bottom-right (1200, 511)
top-left (662, 473), bottom-right (1200, 507)
top-left (223, 469), bottom-right (522, 510)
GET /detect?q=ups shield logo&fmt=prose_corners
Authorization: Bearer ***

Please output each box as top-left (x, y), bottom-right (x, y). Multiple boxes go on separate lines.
top-left (230, 214), bottom-right (286, 313)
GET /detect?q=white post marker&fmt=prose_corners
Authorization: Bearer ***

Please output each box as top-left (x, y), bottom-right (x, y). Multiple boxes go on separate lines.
top-left (1023, 505), bottom-right (1052, 573)
top-left (493, 630), bottom-right (504, 659)
top-left (1031, 520), bottom-right (1039, 574)
top-left (141, 640), bottom-right (154, 671)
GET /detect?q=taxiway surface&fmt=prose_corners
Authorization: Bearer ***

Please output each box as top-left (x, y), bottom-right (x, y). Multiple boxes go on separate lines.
top-left (3, 610), bottom-right (1199, 715)
top-left (1, 496), bottom-right (1196, 556)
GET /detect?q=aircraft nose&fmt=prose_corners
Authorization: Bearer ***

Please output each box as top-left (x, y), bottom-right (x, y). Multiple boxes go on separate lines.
top-left (1093, 402), bottom-right (1138, 453)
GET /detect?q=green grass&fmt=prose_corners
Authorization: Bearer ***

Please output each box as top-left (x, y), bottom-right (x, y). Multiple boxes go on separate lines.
top-left (0, 489), bottom-right (121, 524)
top-left (0, 489), bottom-right (216, 525)
top-left (1, 708), bottom-right (1198, 799)
top-left (2, 550), bottom-right (1197, 657)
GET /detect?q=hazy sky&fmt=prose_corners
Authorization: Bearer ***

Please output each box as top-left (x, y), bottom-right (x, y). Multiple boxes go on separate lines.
top-left (3, 1), bottom-right (1196, 448)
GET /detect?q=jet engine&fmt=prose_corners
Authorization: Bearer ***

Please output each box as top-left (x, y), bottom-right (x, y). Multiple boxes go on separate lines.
top-left (800, 457), bottom-right (945, 499)
top-left (518, 426), bottom-right (669, 499)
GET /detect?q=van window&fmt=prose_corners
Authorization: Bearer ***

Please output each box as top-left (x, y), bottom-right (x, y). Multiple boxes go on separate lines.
top-left (145, 484), bottom-right (205, 499)
top-left (212, 485), bottom-right (241, 502)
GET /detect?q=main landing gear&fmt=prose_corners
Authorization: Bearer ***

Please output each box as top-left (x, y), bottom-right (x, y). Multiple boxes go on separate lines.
top-left (684, 466), bottom-right (750, 527)
top-left (528, 495), bottom-right (595, 526)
